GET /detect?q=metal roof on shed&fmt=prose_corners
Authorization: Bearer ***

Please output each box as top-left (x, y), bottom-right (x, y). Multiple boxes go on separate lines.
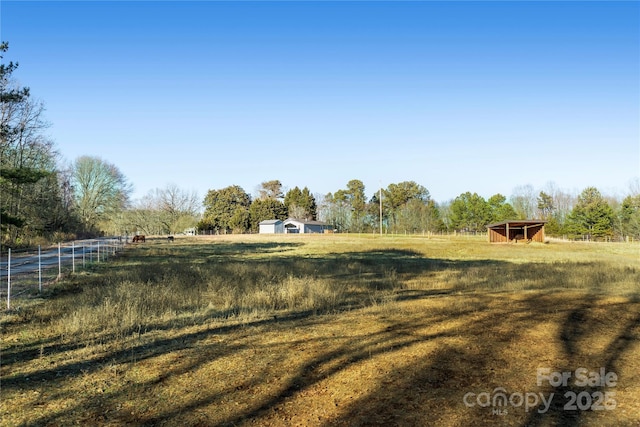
top-left (259, 219), bottom-right (283, 225)
top-left (486, 220), bottom-right (547, 228)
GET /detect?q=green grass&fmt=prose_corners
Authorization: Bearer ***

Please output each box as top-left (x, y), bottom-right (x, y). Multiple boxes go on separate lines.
top-left (1, 234), bottom-right (639, 426)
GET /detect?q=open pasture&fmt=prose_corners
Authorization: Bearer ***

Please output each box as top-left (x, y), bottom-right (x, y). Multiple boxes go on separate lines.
top-left (1, 234), bottom-right (639, 426)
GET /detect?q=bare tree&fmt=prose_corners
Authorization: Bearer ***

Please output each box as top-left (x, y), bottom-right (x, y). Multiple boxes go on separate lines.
top-left (155, 183), bottom-right (200, 233)
top-left (131, 184), bottom-right (200, 234)
top-left (510, 184), bottom-right (537, 219)
top-left (542, 181), bottom-right (575, 224)
top-left (71, 156), bottom-right (131, 233)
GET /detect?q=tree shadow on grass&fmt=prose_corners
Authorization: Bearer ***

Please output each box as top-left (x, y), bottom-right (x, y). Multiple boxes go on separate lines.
top-left (522, 298), bottom-right (640, 427)
top-left (0, 247), bottom-right (464, 377)
top-left (327, 294), bottom-right (640, 426)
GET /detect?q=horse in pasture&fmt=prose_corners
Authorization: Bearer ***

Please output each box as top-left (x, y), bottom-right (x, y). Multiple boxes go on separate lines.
top-left (133, 235), bottom-right (146, 243)
top-left (167, 235), bottom-right (174, 242)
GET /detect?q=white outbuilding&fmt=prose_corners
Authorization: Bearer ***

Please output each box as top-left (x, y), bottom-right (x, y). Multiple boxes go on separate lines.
top-left (283, 218), bottom-right (330, 234)
top-left (259, 219), bottom-right (284, 234)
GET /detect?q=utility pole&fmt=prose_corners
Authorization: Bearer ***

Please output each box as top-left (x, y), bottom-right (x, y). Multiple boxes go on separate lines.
top-left (379, 186), bottom-right (383, 236)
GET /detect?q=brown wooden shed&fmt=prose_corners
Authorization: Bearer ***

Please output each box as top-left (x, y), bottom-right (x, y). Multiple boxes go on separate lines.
top-left (487, 220), bottom-right (547, 243)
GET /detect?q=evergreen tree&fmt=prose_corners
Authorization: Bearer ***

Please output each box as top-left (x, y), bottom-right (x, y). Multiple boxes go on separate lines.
top-left (619, 195), bottom-right (640, 239)
top-left (537, 191), bottom-right (555, 218)
top-left (249, 198), bottom-right (287, 232)
top-left (449, 192), bottom-right (490, 232)
top-left (567, 187), bottom-right (614, 239)
top-left (488, 194), bottom-right (517, 223)
top-left (284, 186), bottom-right (316, 220)
top-left (200, 185), bottom-right (251, 233)
top-left (346, 179), bottom-right (367, 232)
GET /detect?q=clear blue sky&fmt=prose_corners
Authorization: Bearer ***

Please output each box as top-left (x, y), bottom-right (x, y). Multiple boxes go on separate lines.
top-left (2, 1), bottom-right (639, 204)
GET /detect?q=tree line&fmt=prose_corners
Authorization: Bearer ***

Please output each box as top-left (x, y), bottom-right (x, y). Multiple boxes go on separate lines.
top-left (196, 179), bottom-right (639, 241)
top-left (2, 42), bottom-right (639, 248)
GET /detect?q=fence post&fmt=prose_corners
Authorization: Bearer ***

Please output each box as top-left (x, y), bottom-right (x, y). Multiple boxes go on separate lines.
top-left (38, 245), bottom-right (42, 293)
top-left (97, 241), bottom-right (100, 262)
top-left (72, 241), bottom-right (75, 273)
top-left (58, 242), bottom-right (62, 278)
top-left (83, 243), bottom-right (85, 268)
top-left (7, 248), bottom-right (11, 310)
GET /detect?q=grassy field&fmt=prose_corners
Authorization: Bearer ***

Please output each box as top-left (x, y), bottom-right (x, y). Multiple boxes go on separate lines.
top-left (1, 234), bottom-right (639, 426)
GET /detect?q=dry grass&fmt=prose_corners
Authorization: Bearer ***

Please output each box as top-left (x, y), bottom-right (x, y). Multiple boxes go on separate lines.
top-left (1, 234), bottom-right (639, 426)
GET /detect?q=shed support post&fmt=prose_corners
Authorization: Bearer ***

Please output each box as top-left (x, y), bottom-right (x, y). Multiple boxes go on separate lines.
top-left (506, 223), bottom-right (510, 243)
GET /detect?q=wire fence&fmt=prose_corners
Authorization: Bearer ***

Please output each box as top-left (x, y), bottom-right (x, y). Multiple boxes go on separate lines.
top-left (1, 237), bottom-right (126, 310)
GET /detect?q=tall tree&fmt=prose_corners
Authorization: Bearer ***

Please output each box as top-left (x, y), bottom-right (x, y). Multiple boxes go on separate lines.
top-left (383, 181), bottom-right (430, 211)
top-left (346, 179), bottom-right (367, 232)
top-left (488, 194), bottom-right (517, 223)
top-left (510, 184), bottom-right (536, 219)
top-left (319, 191), bottom-right (350, 232)
top-left (382, 181), bottom-right (431, 233)
top-left (200, 185), bottom-right (251, 234)
top-left (567, 187), bottom-right (614, 239)
top-left (129, 184), bottom-right (200, 234)
top-left (71, 156), bottom-right (131, 233)
top-left (536, 189), bottom-right (563, 235)
top-left (438, 200), bottom-right (453, 233)
top-left (366, 192), bottom-right (383, 233)
top-left (449, 192), bottom-right (490, 232)
top-left (257, 180), bottom-right (284, 200)
top-left (537, 191), bottom-right (555, 219)
top-left (619, 194), bottom-right (640, 239)
top-left (249, 198), bottom-right (287, 232)
top-left (322, 180), bottom-right (369, 232)
top-left (394, 198), bottom-right (442, 234)
top-left (284, 186), bottom-right (316, 220)
top-left (1, 42), bottom-right (67, 244)
top-left (1, 40), bottom-right (35, 234)
top-left (539, 182), bottom-right (576, 236)
top-left (154, 183), bottom-right (199, 233)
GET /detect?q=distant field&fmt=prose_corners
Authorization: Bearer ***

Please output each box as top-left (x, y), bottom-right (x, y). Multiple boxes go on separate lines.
top-left (1, 234), bottom-right (639, 426)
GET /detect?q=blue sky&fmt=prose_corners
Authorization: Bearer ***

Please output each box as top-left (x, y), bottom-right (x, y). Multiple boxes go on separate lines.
top-left (2, 1), bottom-right (638, 204)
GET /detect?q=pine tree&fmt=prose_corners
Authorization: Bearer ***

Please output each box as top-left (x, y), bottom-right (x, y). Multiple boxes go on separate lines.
top-left (488, 194), bottom-right (518, 222)
top-left (619, 195), bottom-right (640, 239)
top-left (567, 187), bottom-right (614, 239)
top-left (249, 198), bottom-right (287, 232)
top-left (284, 186), bottom-right (316, 220)
top-left (450, 192), bottom-right (491, 232)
